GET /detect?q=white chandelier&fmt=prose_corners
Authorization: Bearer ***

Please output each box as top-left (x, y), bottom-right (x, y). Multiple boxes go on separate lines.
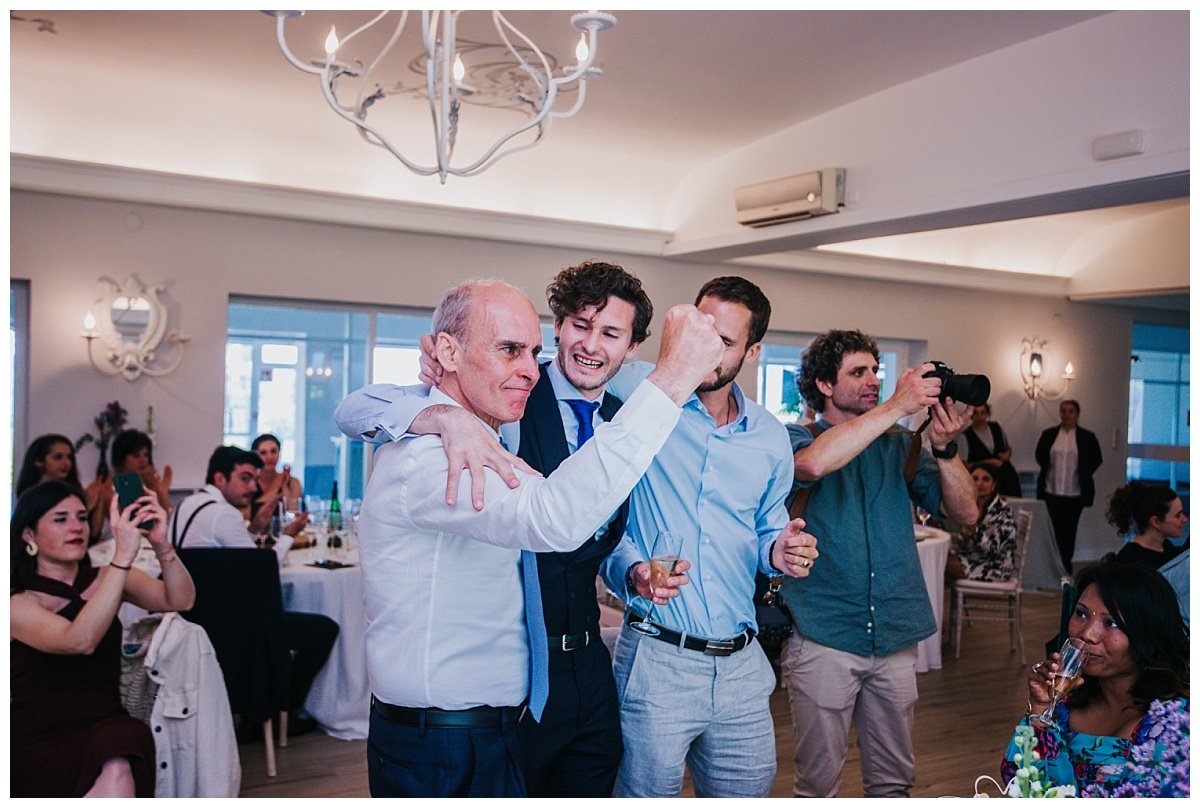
top-left (264, 10), bottom-right (616, 183)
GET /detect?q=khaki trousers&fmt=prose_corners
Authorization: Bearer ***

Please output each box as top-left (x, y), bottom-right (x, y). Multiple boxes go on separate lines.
top-left (781, 635), bottom-right (919, 797)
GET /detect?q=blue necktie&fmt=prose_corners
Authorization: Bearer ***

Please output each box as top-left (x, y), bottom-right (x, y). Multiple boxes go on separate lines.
top-left (503, 433), bottom-right (548, 721)
top-left (521, 550), bottom-right (549, 721)
top-left (566, 398), bottom-right (600, 449)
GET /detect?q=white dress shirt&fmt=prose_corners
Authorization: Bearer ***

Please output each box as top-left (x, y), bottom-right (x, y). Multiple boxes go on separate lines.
top-left (1047, 427), bottom-right (1081, 497)
top-left (357, 380), bottom-right (679, 709)
top-left (168, 484), bottom-right (291, 562)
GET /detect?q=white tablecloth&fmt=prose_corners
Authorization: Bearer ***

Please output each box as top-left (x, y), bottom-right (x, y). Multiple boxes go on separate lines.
top-left (280, 546), bottom-right (370, 740)
top-left (1006, 498), bottom-right (1069, 591)
top-left (915, 528), bottom-right (951, 674)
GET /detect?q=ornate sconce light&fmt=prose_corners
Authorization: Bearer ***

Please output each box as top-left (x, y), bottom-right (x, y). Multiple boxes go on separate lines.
top-left (1019, 336), bottom-right (1074, 401)
top-left (81, 274), bottom-right (189, 381)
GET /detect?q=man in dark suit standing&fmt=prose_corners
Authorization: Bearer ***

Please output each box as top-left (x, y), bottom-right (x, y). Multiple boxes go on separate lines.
top-left (512, 261), bottom-right (654, 796)
top-left (1035, 399), bottom-right (1103, 570)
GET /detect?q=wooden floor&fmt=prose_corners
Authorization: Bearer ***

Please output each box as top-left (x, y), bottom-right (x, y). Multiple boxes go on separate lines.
top-left (237, 591), bottom-right (1060, 798)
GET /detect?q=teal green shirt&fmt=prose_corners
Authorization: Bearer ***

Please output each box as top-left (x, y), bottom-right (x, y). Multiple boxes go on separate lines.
top-left (781, 420), bottom-right (940, 657)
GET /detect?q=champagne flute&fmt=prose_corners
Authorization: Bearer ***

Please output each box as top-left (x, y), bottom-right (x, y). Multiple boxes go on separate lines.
top-left (1030, 638), bottom-right (1086, 730)
top-left (628, 530), bottom-right (685, 637)
top-left (915, 506), bottom-right (932, 527)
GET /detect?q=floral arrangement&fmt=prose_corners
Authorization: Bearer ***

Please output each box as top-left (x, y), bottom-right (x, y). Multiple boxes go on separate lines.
top-left (75, 400), bottom-right (128, 477)
top-left (1082, 698), bottom-right (1189, 798)
top-left (1001, 724), bottom-right (1078, 798)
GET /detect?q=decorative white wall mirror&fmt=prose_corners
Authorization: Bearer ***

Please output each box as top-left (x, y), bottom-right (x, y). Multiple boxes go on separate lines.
top-left (82, 274), bottom-right (189, 381)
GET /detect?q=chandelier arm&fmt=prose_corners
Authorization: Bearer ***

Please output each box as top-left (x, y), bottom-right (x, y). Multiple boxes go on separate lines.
top-left (351, 11), bottom-right (406, 112)
top-left (451, 118), bottom-right (550, 178)
top-left (274, 14), bottom-right (326, 75)
top-left (554, 24), bottom-right (602, 85)
top-left (549, 78), bottom-right (588, 120)
top-left (316, 68), bottom-right (440, 176)
top-left (435, 11), bottom-right (459, 178)
top-left (493, 12), bottom-right (553, 106)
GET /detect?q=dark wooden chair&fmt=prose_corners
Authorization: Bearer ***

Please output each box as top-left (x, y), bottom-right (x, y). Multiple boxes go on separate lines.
top-left (177, 547), bottom-right (290, 776)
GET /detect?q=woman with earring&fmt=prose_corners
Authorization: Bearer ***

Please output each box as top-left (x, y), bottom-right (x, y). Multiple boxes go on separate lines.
top-left (1105, 481), bottom-right (1188, 569)
top-left (1035, 400), bottom-right (1103, 572)
top-left (10, 480), bottom-right (195, 797)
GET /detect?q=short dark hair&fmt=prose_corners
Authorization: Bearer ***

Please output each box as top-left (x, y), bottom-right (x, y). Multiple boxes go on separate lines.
top-left (12, 480), bottom-right (88, 592)
top-left (16, 433), bottom-right (81, 495)
top-left (205, 445), bottom-right (262, 485)
top-left (1061, 399), bottom-right (1081, 413)
top-left (1106, 481), bottom-right (1179, 536)
top-left (546, 261), bottom-right (653, 346)
top-left (797, 329), bottom-right (880, 413)
top-left (1067, 562), bottom-right (1188, 710)
top-left (111, 429), bottom-right (154, 470)
top-left (694, 276), bottom-right (771, 347)
top-left (251, 433), bottom-right (281, 452)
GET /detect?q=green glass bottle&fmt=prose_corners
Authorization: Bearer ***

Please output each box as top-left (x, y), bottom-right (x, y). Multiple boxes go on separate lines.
top-left (328, 480), bottom-right (343, 547)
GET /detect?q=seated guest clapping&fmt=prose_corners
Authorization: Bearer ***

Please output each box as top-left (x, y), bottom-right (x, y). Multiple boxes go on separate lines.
top-left (170, 445), bottom-right (334, 735)
top-left (945, 463), bottom-right (1017, 582)
top-left (10, 481), bottom-right (195, 797)
top-left (86, 429), bottom-right (176, 541)
top-left (1001, 562), bottom-right (1189, 796)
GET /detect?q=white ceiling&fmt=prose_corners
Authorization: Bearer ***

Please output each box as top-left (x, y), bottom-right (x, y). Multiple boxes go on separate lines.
top-left (9, 9), bottom-right (1189, 308)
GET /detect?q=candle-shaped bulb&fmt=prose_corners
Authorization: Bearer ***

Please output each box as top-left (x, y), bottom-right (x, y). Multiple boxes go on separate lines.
top-left (83, 312), bottom-right (96, 331)
top-left (1063, 361), bottom-right (1074, 377)
top-left (575, 32), bottom-right (589, 62)
top-left (324, 26), bottom-right (339, 57)
top-left (1029, 352), bottom-right (1043, 379)
top-left (453, 52), bottom-right (465, 83)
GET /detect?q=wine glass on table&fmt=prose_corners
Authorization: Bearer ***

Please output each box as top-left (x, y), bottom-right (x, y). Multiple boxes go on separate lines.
top-left (1030, 638), bottom-right (1086, 730)
top-left (628, 530), bottom-right (685, 637)
top-left (915, 506), bottom-right (932, 528)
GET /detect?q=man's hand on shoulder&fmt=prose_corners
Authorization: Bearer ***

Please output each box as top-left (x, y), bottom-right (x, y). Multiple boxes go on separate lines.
top-left (415, 407), bottom-right (540, 510)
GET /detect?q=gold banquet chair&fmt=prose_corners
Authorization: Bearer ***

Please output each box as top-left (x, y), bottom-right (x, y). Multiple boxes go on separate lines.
top-left (950, 508), bottom-right (1034, 665)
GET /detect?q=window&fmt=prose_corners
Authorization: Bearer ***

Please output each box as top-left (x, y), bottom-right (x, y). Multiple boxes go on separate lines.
top-left (11, 281), bottom-right (30, 472)
top-left (1128, 323), bottom-right (1189, 495)
top-left (226, 298), bottom-right (557, 500)
top-left (757, 332), bottom-right (912, 425)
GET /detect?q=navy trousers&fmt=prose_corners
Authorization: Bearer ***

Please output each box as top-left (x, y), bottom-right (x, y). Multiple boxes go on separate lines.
top-left (366, 706), bottom-right (527, 797)
top-left (519, 638), bottom-right (623, 796)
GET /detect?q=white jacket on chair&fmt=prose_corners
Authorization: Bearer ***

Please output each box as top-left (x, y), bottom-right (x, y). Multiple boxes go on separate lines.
top-left (144, 611), bottom-right (242, 797)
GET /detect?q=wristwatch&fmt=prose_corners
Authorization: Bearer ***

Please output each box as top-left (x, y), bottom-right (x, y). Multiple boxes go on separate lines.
top-left (931, 442), bottom-right (958, 459)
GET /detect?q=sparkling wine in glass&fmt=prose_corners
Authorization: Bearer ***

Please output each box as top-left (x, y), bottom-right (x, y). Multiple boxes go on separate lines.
top-left (916, 506), bottom-right (932, 527)
top-left (1030, 638), bottom-right (1086, 730)
top-left (628, 530), bottom-right (685, 637)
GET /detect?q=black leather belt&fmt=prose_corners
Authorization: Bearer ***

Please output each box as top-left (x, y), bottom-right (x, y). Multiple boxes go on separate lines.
top-left (625, 612), bottom-right (754, 656)
top-left (370, 696), bottom-right (524, 728)
top-left (549, 631), bottom-right (592, 652)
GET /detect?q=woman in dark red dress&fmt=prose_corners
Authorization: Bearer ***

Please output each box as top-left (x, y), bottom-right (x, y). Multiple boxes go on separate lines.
top-left (10, 480), bottom-right (195, 797)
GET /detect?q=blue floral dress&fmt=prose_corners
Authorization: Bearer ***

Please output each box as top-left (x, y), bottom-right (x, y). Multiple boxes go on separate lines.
top-left (1001, 697), bottom-right (1189, 796)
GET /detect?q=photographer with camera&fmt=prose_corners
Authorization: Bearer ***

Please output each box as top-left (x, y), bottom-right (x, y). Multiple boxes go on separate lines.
top-left (779, 330), bottom-right (981, 797)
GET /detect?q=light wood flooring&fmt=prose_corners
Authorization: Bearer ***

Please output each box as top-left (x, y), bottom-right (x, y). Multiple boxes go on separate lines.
top-left (237, 591), bottom-right (1060, 798)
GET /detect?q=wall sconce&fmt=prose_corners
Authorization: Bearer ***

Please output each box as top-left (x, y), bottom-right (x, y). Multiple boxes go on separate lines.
top-left (1020, 336), bottom-right (1075, 400)
top-left (81, 274), bottom-right (190, 381)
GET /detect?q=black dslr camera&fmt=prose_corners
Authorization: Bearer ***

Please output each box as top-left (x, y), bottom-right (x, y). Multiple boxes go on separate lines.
top-left (923, 361), bottom-right (990, 406)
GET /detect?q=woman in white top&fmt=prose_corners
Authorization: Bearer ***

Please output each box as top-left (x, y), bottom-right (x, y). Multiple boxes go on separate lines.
top-left (1035, 400), bottom-right (1103, 571)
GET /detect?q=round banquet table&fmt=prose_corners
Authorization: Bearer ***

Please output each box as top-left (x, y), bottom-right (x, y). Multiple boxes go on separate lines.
top-left (914, 527), bottom-right (951, 674)
top-left (280, 545), bottom-right (370, 740)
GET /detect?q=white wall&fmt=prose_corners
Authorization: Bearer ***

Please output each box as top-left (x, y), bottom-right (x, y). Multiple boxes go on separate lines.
top-left (11, 189), bottom-right (1186, 561)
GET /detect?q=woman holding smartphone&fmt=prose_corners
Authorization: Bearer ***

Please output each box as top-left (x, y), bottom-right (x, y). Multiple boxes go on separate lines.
top-left (10, 480), bottom-right (195, 796)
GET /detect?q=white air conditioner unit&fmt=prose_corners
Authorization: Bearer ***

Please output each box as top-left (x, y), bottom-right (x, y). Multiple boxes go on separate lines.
top-left (734, 168), bottom-right (845, 227)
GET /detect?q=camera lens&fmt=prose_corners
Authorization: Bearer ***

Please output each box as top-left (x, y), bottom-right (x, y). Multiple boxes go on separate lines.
top-left (944, 373), bottom-right (991, 406)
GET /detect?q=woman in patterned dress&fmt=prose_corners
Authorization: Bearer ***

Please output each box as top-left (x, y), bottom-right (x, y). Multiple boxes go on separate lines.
top-left (945, 462), bottom-right (1017, 582)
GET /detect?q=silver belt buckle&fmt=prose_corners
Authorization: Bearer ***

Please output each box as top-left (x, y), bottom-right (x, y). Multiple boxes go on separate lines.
top-left (704, 638), bottom-right (736, 656)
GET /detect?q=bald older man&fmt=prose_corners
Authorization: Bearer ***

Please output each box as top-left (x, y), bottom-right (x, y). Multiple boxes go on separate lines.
top-left (355, 279), bottom-right (723, 798)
